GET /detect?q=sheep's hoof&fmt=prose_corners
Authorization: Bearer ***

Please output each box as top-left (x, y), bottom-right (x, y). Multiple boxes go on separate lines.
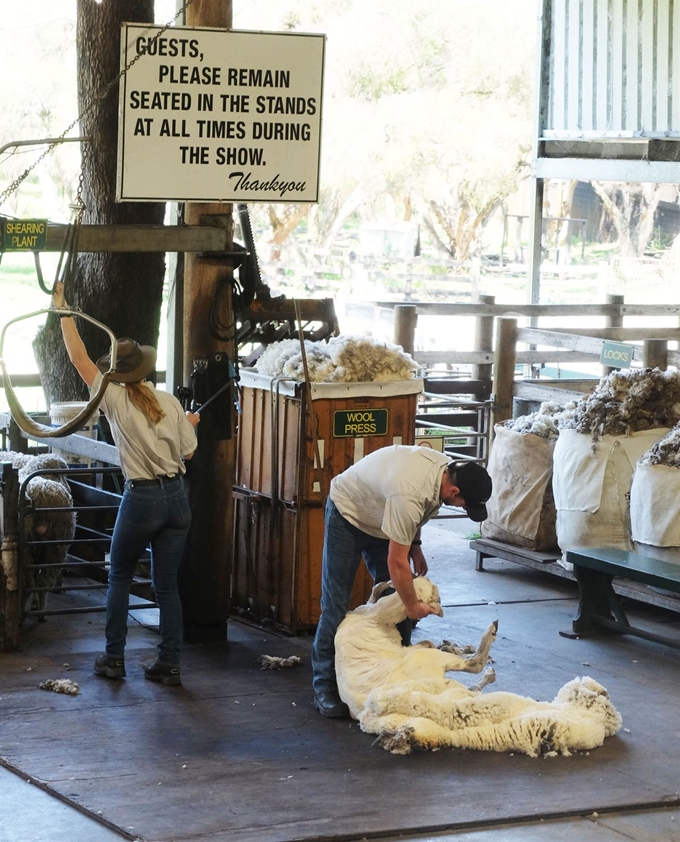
top-left (469, 667), bottom-right (496, 692)
top-left (374, 726), bottom-right (415, 755)
top-left (438, 639), bottom-right (474, 655)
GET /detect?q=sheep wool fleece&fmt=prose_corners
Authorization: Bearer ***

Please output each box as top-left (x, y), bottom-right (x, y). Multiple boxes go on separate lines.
top-left (312, 446), bottom-right (449, 695)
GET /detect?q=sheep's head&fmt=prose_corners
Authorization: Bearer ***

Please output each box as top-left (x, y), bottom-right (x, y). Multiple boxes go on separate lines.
top-left (412, 576), bottom-right (444, 616)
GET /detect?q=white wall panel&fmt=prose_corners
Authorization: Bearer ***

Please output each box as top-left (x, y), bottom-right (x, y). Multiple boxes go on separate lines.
top-left (543, 0), bottom-right (680, 137)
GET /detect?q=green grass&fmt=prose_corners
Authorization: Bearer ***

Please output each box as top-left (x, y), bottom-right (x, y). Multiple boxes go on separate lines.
top-left (0, 262), bottom-right (42, 287)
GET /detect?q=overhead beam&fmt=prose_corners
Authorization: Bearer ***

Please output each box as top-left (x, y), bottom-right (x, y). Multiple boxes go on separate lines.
top-left (539, 138), bottom-right (680, 161)
top-left (533, 157), bottom-right (680, 183)
top-left (43, 224), bottom-right (230, 253)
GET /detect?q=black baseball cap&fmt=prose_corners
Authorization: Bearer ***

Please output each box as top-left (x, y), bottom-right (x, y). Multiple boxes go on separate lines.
top-left (451, 461), bottom-right (492, 522)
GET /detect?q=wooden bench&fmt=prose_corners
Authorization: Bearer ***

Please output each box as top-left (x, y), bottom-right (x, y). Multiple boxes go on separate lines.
top-left (470, 537), bottom-right (564, 575)
top-left (561, 547), bottom-right (680, 650)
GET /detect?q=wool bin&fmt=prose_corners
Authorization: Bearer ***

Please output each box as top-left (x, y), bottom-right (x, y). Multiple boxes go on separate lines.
top-left (630, 462), bottom-right (680, 565)
top-left (482, 424), bottom-right (558, 552)
top-left (233, 370), bottom-right (423, 632)
top-left (553, 427), bottom-right (670, 560)
top-left (49, 402), bottom-right (100, 467)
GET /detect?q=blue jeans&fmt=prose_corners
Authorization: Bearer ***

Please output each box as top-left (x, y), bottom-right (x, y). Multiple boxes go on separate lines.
top-left (312, 498), bottom-right (389, 694)
top-left (105, 477), bottom-right (191, 665)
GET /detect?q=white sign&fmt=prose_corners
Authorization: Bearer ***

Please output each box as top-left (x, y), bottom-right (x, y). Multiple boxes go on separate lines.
top-left (116, 25), bottom-right (325, 203)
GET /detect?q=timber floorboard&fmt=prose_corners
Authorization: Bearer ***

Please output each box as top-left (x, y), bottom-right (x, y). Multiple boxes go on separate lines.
top-left (1, 522), bottom-right (680, 842)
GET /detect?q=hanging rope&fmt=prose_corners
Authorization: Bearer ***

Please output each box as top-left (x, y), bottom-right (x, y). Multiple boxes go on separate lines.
top-left (0, 307), bottom-right (118, 438)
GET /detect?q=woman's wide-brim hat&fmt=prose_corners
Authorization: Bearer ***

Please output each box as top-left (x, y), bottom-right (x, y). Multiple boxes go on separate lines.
top-left (96, 338), bottom-right (157, 383)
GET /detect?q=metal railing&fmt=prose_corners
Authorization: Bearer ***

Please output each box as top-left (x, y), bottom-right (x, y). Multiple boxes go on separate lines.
top-left (19, 465), bottom-right (157, 621)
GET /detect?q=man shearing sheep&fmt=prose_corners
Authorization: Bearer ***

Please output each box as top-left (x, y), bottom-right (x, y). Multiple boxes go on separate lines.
top-left (311, 444), bottom-right (493, 718)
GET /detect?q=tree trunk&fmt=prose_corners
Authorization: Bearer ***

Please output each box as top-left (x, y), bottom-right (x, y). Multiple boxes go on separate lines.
top-left (34, 0), bottom-right (166, 405)
top-left (592, 181), bottom-right (662, 258)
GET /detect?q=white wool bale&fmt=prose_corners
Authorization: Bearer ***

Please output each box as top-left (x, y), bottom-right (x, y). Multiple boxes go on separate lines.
top-left (553, 428), bottom-right (670, 558)
top-left (482, 424), bottom-right (558, 551)
top-left (630, 462), bottom-right (680, 565)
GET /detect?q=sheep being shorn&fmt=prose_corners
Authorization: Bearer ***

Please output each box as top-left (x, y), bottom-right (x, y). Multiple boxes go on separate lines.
top-left (335, 577), bottom-right (622, 757)
top-left (0, 451), bottom-right (76, 614)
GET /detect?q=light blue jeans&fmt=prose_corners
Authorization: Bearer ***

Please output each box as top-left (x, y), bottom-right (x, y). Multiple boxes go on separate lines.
top-left (312, 498), bottom-right (390, 694)
top-left (105, 477), bottom-right (191, 665)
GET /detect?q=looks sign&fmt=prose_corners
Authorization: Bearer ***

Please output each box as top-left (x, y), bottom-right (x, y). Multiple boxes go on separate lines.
top-left (116, 25), bottom-right (325, 203)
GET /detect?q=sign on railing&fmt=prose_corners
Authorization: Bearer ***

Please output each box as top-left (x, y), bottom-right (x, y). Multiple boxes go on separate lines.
top-left (600, 340), bottom-right (633, 369)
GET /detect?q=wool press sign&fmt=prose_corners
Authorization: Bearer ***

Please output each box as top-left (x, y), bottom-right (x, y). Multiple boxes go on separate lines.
top-left (116, 24), bottom-right (325, 203)
top-left (600, 340), bottom-right (634, 369)
top-left (334, 409), bottom-right (388, 438)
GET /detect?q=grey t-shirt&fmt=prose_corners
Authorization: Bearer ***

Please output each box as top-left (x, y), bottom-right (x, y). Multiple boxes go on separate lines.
top-left (329, 445), bottom-right (449, 545)
top-left (92, 372), bottom-right (197, 480)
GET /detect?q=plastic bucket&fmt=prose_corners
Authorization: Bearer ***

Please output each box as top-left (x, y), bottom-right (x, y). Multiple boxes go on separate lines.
top-left (49, 402), bottom-right (101, 467)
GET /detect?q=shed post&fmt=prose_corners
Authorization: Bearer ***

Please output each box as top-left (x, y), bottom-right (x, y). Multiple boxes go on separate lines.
top-left (394, 305), bottom-right (417, 357)
top-left (0, 462), bottom-right (20, 651)
top-left (643, 339), bottom-right (668, 371)
top-left (528, 0), bottom-right (552, 315)
top-left (473, 295), bottom-right (495, 383)
top-left (492, 318), bottom-right (518, 431)
top-left (179, 0), bottom-right (235, 644)
top-left (604, 294), bottom-right (624, 376)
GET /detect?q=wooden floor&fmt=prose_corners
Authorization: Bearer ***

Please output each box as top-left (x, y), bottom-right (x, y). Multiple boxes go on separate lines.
top-left (1, 519), bottom-right (680, 842)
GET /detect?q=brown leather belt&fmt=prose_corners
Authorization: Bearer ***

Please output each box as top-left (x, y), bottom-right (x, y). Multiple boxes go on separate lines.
top-left (126, 474), bottom-right (180, 488)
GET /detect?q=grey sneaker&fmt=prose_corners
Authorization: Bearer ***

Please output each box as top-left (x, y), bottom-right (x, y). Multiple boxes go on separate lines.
top-left (94, 653), bottom-right (126, 679)
top-left (144, 660), bottom-right (181, 686)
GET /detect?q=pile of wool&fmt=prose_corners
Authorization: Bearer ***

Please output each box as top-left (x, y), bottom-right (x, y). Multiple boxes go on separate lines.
top-left (638, 424), bottom-right (680, 468)
top-left (557, 368), bottom-right (680, 440)
top-left (38, 678), bottom-right (80, 695)
top-left (503, 401), bottom-right (564, 440)
top-left (254, 335), bottom-right (418, 383)
top-left (258, 654), bottom-right (301, 669)
top-left (325, 335), bottom-right (418, 382)
top-left (255, 339), bottom-right (336, 381)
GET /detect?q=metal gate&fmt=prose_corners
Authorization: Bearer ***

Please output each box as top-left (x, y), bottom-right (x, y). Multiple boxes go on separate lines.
top-left (19, 465), bottom-right (157, 622)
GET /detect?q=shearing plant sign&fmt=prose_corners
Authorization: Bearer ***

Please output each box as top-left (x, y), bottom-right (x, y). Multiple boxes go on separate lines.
top-left (116, 24), bottom-right (325, 203)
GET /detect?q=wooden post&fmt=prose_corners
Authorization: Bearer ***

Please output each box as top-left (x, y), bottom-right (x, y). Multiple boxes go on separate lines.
top-left (472, 294), bottom-right (495, 383)
top-left (491, 318), bottom-right (517, 431)
top-left (606, 293), bottom-right (624, 328)
top-left (179, 0), bottom-right (235, 644)
top-left (394, 305), bottom-right (417, 357)
top-left (604, 294), bottom-right (624, 376)
top-left (643, 339), bottom-right (668, 370)
top-left (0, 462), bottom-right (21, 651)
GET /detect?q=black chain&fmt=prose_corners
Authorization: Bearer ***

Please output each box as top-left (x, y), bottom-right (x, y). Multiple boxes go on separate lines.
top-left (0, 0), bottom-right (197, 207)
